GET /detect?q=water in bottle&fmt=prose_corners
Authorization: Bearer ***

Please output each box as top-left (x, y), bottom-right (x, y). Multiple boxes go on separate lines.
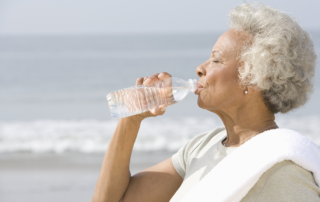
top-left (107, 77), bottom-right (197, 119)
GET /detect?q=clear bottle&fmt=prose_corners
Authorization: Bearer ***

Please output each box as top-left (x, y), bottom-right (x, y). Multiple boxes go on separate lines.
top-left (107, 77), bottom-right (197, 119)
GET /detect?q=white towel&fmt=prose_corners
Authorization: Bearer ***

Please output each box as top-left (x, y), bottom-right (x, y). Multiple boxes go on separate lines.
top-left (180, 128), bottom-right (320, 202)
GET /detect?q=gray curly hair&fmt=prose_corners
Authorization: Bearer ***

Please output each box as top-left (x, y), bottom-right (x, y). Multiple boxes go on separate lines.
top-left (229, 3), bottom-right (317, 113)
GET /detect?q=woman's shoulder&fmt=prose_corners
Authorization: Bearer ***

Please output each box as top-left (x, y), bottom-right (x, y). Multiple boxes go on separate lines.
top-left (171, 126), bottom-right (226, 178)
top-left (242, 160), bottom-right (320, 202)
top-left (182, 126), bottom-right (226, 155)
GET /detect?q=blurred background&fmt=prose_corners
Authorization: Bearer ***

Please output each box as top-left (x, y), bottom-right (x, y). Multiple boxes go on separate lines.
top-left (0, 0), bottom-right (319, 201)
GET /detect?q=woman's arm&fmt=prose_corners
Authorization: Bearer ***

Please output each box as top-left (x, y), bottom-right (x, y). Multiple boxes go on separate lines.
top-left (92, 72), bottom-right (183, 202)
top-left (91, 116), bottom-right (183, 202)
top-left (121, 157), bottom-right (183, 202)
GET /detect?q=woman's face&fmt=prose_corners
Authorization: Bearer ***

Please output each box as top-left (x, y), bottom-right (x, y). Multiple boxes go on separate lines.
top-left (195, 29), bottom-right (249, 113)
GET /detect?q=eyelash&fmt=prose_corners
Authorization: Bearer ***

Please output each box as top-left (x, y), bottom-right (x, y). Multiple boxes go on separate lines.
top-left (212, 60), bottom-right (219, 63)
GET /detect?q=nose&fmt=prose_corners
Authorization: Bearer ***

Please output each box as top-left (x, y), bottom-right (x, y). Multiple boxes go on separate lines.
top-left (196, 60), bottom-right (208, 77)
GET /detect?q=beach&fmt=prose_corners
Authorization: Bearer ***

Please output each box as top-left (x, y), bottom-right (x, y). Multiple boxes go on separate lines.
top-left (0, 151), bottom-right (175, 202)
top-left (0, 116), bottom-right (319, 202)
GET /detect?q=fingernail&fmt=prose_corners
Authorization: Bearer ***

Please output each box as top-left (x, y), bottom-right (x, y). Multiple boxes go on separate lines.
top-left (166, 92), bottom-right (173, 97)
top-left (158, 73), bottom-right (164, 78)
top-left (160, 106), bottom-right (167, 111)
top-left (143, 78), bottom-right (151, 85)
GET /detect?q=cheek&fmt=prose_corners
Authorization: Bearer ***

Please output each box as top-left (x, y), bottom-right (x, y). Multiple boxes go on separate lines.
top-left (205, 66), bottom-right (243, 104)
top-left (210, 65), bottom-right (240, 91)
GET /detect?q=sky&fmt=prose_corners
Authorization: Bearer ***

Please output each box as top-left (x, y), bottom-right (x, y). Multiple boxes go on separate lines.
top-left (0, 0), bottom-right (319, 35)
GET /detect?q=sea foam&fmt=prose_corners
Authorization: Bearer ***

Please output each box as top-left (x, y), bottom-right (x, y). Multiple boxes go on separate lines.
top-left (0, 116), bottom-right (319, 153)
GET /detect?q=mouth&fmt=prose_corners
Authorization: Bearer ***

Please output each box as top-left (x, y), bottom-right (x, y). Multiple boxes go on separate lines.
top-left (195, 82), bottom-right (204, 95)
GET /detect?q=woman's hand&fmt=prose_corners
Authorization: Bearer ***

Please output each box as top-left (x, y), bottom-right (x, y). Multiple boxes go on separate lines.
top-left (92, 72), bottom-right (183, 202)
top-left (133, 72), bottom-right (172, 120)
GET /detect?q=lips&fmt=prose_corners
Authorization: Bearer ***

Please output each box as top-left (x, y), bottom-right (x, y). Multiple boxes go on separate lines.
top-left (195, 82), bottom-right (204, 95)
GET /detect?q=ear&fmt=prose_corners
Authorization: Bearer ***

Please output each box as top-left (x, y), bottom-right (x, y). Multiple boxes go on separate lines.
top-left (247, 84), bottom-right (259, 93)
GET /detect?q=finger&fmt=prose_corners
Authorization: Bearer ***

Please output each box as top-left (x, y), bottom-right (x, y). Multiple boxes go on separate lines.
top-left (143, 77), bottom-right (148, 84)
top-left (136, 77), bottom-right (144, 86)
top-left (143, 73), bottom-right (160, 86)
top-left (158, 72), bottom-right (172, 90)
top-left (158, 72), bottom-right (172, 81)
top-left (149, 104), bottom-right (167, 116)
top-left (159, 104), bottom-right (167, 112)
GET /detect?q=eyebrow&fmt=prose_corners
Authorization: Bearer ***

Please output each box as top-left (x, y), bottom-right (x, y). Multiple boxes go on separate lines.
top-left (211, 51), bottom-right (223, 57)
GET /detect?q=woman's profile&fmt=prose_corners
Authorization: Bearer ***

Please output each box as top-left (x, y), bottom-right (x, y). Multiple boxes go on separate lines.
top-left (92, 3), bottom-right (320, 202)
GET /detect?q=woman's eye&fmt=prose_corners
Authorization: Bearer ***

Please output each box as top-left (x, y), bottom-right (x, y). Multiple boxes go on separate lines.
top-left (212, 60), bottom-right (219, 63)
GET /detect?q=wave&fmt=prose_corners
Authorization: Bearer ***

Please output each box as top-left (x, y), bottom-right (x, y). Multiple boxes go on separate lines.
top-left (0, 116), bottom-right (319, 153)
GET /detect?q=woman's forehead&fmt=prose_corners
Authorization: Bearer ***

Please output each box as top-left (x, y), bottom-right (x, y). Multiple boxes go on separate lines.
top-left (211, 30), bottom-right (250, 58)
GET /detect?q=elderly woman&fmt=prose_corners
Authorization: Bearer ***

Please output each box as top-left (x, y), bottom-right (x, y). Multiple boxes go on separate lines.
top-left (92, 3), bottom-right (319, 202)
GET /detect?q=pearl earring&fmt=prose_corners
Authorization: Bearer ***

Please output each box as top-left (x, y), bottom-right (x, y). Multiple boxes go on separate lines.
top-left (245, 83), bottom-right (251, 95)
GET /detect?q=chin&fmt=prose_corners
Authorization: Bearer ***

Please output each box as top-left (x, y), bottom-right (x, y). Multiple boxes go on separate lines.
top-left (197, 97), bottom-right (207, 109)
top-left (197, 97), bottom-right (220, 112)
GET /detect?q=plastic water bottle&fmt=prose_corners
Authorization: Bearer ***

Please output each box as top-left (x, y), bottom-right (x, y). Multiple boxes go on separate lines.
top-left (107, 77), bottom-right (197, 119)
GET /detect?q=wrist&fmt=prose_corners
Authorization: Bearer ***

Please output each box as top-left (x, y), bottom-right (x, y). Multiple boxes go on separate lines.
top-left (120, 115), bottom-right (144, 123)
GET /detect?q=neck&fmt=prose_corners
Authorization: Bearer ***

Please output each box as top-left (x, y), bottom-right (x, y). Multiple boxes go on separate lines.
top-left (212, 99), bottom-right (278, 147)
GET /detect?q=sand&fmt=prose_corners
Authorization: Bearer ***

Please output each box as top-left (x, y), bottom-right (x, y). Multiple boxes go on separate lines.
top-left (0, 151), bottom-right (175, 202)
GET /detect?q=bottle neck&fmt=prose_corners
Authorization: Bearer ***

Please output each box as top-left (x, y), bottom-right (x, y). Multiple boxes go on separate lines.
top-left (188, 79), bottom-right (197, 92)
